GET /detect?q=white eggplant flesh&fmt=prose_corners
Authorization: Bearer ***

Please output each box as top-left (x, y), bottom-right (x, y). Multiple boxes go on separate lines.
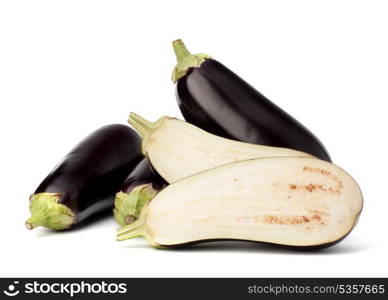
top-left (128, 113), bottom-right (314, 183)
top-left (117, 157), bottom-right (363, 249)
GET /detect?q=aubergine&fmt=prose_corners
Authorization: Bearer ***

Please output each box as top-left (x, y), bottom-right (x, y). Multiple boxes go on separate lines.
top-left (117, 157), bottom-right (363, 248)
top-left (128, 112), bottom-right (313, 183)
top-left (171, 39), bottom-right (331, 162)
top-left (26, 124), bottom-right (143, 231)
top-left (114, 158), bottom-right (167, 226)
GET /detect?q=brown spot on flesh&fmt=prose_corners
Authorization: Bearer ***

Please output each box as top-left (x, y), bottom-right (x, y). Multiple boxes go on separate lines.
top-left (286, 183), bottom-right (339, 195)
top-left (263, 212), bottom-right (326, 226)
top-left (306, 184), bottom-right (315, 192)
top-left (308, 209), bottom-right (329, 216)
top-left (303, 166), bottom-right (331, 176)
top-left (265, 215), bottom-right (305, 225)
top-left (302, 166), bottom-right (343, 195)
top-left (289, 184), bottom-right (297, 190)
top-left (312, 214), bottom-right (321, 221)
top-left (196, 211), bottom-right (328, 226)
top-left (273, 167), bottom-right (344, 195)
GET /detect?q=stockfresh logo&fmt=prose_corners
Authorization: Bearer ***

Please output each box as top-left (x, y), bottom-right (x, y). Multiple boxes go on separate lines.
top-left (2, 280), bottom-right (127, 297)
top-left (3, 281), bottom-right (20, 297)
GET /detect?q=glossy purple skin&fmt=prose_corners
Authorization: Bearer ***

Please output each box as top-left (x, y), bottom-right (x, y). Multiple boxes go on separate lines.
top-left (175, 59), bottom-right (331, 161)
top-left (35, 124), bottom-right (143, 225)
top-left (120, 158), bottom-right (167, 195)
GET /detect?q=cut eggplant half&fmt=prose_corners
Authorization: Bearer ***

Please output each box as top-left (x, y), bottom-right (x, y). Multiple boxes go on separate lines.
top-left (117, 157), bottom-right (363, 249)
top-left (128, 113), bottom-right (313, 183)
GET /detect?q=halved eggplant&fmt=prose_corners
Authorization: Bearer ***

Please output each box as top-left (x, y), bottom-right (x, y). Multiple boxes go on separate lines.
top-left (128, 113), bottom-right (313, 183)
top-left (117, 157), bottom-right (363, 249)
top-left (26, 124), bottom-right (143, 231)
top-left (172, 39), bottom-right (331, 161)
top-left (114, 158), bottom-right (167, 226)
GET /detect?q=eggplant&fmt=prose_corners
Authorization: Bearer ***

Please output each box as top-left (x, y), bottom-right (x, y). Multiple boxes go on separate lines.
top-left (26, 124), bottom-right (143, 231)
top-left (113, 158), bottom-right (167, 226)
top-left (172, 39), bottom-right (331, 162)
top-left (128, 112), bottom-right (313, 183)
top-left (117, 157), bottom-right (363, 249)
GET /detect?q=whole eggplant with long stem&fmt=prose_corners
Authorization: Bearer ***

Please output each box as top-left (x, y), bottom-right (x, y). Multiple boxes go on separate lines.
top-left (114, 158), bottom-right (167, 226)
top-left (26, 124), bottom-right (143, 231)
top-left (172, 39), bottom-right (331, 161)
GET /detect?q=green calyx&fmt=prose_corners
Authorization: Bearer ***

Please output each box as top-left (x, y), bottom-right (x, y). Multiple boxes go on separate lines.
top-left (171, 39), bottom-right (211, 82)
top-left (128, 112), bottom-right (169, 156)
top-left (113, 184), bottom-right (158, 227)
top-left (25, 193), bottom-right (75, 231)
top-left (116, 203), bottom-right (161, 248)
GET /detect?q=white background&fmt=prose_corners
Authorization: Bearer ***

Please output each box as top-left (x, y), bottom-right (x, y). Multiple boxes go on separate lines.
top-left (0, 0), bottom-right (387, 277)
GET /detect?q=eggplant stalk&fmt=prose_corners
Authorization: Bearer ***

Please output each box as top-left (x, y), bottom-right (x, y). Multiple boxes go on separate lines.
top-left (172, 39), bottom-right (211, 82)
top-left (26, 193), bottom-right (75, 230)
top-left (173, 39), bottom-right (191, 62)
top-left (117, 205), bottom-right (160, 248)
top-left (117, 220), bottom-right (146, 240)
top-left (128, 113), bottom-right (167, 155)
top-left (127, 113), bottom-right (160, 137)
top-left (113, 184), bottom-right (158, 227)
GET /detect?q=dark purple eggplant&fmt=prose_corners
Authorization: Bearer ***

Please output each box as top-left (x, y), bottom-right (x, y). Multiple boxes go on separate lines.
top-left (113, 158), bottom-right (167, 226)
top-left (26, 124), bottom-right (143, 231)
top-left (172, 39), bottom-right (331, 162)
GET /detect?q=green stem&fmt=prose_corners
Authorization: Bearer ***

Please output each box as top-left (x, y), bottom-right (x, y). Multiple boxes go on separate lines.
top-left (113, 184), bottom-right (158, 227)
top-left (117, 219), bottom-right (146, 241)
top-left (26, 193), bottom-right (75, 230)
top-left (128, 113), bottom-right (168, 156)
top-left (128, 112), bottom-right (157, 138)
top-left (116, 205), bottom-right (162, 248)
top-left (171, 39), bottom-right (211, 82)
top-left (173, 39), bottom-right (192, 63)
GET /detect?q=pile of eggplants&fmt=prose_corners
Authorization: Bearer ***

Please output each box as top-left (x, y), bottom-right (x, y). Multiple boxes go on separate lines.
top-left (26, 39), bottom-right (363, 251)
